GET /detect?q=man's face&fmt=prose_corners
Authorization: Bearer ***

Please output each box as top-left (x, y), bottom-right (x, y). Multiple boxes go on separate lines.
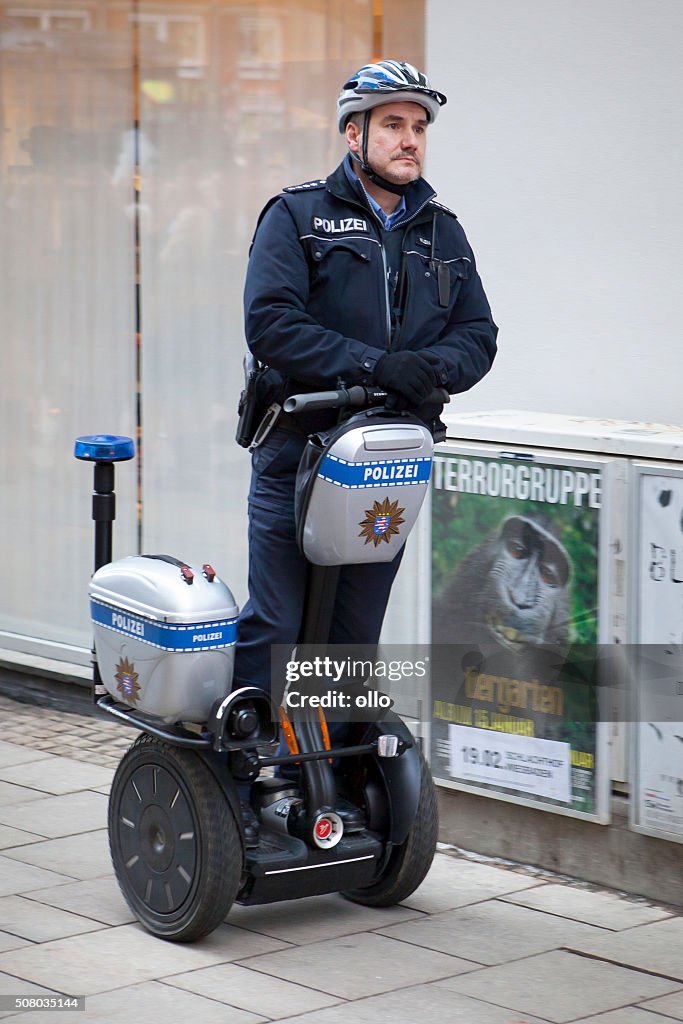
top-left (347, 101), bottom-right (428, 186)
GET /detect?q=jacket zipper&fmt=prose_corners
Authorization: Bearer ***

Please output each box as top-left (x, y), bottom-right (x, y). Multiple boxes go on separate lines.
top-left (394, 258), bottom-right (411, 350)
top-left (379, 242), bottom-right (393, 347)
top-left (325, 186), bottom-right (435, 352)
top-left (385, 196), bottom-right (435, 351)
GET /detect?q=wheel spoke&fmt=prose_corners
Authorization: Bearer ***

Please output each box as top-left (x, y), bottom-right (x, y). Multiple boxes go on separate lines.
top-left (154, 765), bottom-right (176, 807)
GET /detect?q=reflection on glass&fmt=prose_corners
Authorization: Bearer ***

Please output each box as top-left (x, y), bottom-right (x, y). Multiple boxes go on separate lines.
top-left (0, 2), bottom-right (137, 651)
top-left (138, 0), bottom-right (374, 609)
top-left (1, 0), bottom-right (430, 660)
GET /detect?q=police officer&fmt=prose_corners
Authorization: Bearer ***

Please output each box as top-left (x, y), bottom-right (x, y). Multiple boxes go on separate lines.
top-left (233, 61), bottom-right (498, 833)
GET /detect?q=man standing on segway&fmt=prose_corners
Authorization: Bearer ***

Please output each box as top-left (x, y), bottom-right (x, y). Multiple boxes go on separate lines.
top-left (234, 60), bottom-right (498, 838)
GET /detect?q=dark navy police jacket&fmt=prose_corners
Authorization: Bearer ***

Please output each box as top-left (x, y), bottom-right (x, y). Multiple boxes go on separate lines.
top-left (244, 158), bottom-right (498, 426)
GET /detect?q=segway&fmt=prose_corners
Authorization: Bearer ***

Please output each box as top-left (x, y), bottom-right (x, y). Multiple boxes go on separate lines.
top-left (75, 385), bottom-right (440, 942)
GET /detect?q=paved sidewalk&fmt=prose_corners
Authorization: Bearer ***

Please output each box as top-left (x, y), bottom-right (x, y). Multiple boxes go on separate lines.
top-left (0, 688), bottom-right (682, 1023)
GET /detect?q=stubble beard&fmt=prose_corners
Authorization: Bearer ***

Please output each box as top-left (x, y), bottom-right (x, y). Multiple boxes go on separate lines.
top-left (388, 154), bottom-right (421, 183)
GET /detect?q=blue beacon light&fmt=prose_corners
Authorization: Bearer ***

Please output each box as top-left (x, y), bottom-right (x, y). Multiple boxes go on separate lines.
top-left (74, 435), bottom-right (135, 462)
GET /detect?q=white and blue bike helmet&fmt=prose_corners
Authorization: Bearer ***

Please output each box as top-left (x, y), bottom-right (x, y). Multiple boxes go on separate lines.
top-left (337, 60), bottom-right (447, 132)
top-left (337, 60), bottom-right (447, 194)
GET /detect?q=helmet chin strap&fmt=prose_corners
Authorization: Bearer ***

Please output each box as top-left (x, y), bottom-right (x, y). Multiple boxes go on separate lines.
top-left (350, 111), bottom-right (414, 197)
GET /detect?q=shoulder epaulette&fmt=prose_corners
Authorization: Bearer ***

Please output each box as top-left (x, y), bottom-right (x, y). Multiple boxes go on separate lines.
top-left (429, 199), bottom-right (459, 219)
top-left (283, 179), bottom-right (327, 194)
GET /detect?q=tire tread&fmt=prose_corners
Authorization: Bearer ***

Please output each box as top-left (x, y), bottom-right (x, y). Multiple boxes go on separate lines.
top-left (342, 750), bottom-right (438, 907)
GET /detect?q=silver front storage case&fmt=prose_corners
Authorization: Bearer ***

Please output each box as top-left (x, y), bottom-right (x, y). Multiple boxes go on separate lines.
top-left (89, 555), bottom-right (238, 723)
top-left (300, 421), bottom-right (433, 565)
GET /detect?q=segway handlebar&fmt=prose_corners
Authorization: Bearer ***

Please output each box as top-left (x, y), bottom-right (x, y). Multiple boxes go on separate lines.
top-left (283, 385), bottom-right (449, 415)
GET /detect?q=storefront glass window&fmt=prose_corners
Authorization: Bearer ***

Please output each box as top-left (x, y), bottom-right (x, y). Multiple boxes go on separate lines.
top-left (0, 2), bottom-right (138, 656)
top-left (0, 0), bottom-right (423, 665)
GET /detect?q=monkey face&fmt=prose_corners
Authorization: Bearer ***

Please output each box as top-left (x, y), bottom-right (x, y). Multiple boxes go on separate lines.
top-left (480, 516), bottom-right (571, 650)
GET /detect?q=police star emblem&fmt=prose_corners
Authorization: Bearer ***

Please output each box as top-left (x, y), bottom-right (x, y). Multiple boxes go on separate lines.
top-left (359, 497), bottom-right (405, 546)
top-left (114, 656), bottom-right (141, 704)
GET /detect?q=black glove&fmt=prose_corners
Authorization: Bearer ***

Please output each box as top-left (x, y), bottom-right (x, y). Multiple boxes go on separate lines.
top-left (373, 351), bottom-right (438, 408)
top-left (417, 349), bottom-right (446, 377)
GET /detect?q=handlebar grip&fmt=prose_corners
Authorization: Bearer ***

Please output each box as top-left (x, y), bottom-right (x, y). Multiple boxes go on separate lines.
top-left (283, 386), bottom-right (450, 415)
top-left (283, 386), bottom-right (368, 414)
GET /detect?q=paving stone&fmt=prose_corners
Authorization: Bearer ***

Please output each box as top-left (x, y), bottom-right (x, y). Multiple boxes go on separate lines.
top-left (0, 758), bottom-right (113, 795)
top-left (500, 882), bottom-right (673, 931)
top-left (227, 892), bottom-right (423, 943)
top-left (1, 831), bottom-right (112, 880)
top-left (639, 990), bottom-right (683, 1019)
top-left (438, 949), bottom-right (680, 1023)
top-left (0, 743), bottom-right (52, 769)
top-left (3, 687), bottom-right (683, 1024)
top-left (0, 972), bottom-right (58, 1022)
top-left (0, 970), bottom-right (54, 995)
top-left (22, 877), bottom-right (136, 926)
top-left (31, 722), bottom-right (72, 733)
top-left (0, 783), bottom-right (46, 807)
top-left (0, 733), bottom-right (32, 747)
top-left (378, 897), bottom-right (605, 966)
top-left (238, 931), bottom-right (474, 999)
top-left (0, 825), bottom-right (43, 851)
top-left (571, 1009), bottom-right (681, 1022)
top-left (0, 896), bottom-right (106, 942)
top-left (66, 751), bottom-right (107, 764)
top-left (0, 922), bottom-right (284, 997)
top-left (399, 853), bottom-right (543, 915)
top-left (570, 917), bottom-right (683, 981)
top-left (271, 984), bottom-right (551, 1024)
top-left (0, 792), bottom-right (108, 839)
top-left (6, 981), bottom-right (266, 1023)
top-left (165, 963), bottom-right (341, 1018)
top-left (0, 856), bottom-right (75, 897)
top-left (0, 932), bottom-right (30, 953)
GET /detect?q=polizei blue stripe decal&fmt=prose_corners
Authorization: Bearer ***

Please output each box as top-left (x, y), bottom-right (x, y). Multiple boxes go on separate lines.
top-left (90, 599), bottom-right (237, 651)
top-left (319, 454), bottom-right (432, 489)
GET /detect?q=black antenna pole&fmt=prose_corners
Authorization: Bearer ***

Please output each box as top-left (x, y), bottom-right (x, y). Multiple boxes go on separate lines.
top-left (75, 435), bottom-right (135, 699)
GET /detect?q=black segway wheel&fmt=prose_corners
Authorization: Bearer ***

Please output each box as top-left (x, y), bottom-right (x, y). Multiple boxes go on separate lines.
top-left (342, 750), bottom-right (438, 907)
top-left (108, 733), bottom-right (242, 942)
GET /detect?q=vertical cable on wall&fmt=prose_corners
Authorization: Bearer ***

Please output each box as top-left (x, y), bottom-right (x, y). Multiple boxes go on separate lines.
top-left (132, 0), bottom-right (143, 554)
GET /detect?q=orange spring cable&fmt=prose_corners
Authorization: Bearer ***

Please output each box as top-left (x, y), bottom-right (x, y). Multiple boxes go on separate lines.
top-left (279, 705), bottom-right (300, 756)
top-left (318, 707), bottom-right (333, 763)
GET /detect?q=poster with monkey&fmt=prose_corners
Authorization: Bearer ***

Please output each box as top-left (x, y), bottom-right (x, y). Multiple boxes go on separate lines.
top-left (430, 444), bottom-right (608, 819)
top-left (632, 467), bottom-right (683, 842)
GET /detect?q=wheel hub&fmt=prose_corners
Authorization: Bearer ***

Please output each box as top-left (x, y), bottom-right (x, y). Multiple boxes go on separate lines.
top-left (140, 805), bottom-right (175, 872)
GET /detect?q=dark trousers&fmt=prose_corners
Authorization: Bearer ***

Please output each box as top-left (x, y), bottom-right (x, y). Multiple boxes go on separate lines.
top-left (233, 425), bottom-right (404, 698)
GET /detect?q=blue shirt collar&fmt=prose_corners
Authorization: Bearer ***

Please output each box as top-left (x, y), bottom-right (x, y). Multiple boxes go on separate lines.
top-left (343, 155), bottom-right (407, 230)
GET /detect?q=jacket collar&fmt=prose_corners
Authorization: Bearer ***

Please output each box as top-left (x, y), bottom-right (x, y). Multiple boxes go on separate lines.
top-left (326, 157), bottom-right (436, 227)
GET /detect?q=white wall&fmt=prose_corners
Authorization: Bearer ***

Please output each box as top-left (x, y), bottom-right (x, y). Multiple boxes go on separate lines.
top-left (425, 0), bottom-right (683, 423)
